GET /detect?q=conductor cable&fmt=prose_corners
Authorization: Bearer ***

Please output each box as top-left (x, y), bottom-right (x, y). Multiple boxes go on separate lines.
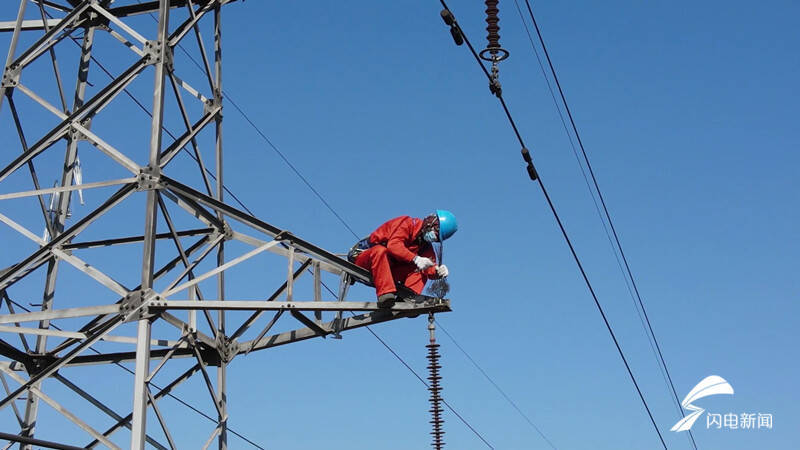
top-left (513, 2), bottom-right (697, 448)
top-left (438, 1), bottom-right (669, 448)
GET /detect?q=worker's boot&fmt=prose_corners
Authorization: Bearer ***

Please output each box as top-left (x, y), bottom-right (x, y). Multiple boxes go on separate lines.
top-left (377, 293), bottom-right (397, 308)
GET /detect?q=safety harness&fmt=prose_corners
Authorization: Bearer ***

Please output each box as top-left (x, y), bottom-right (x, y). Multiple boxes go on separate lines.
top-left (347, 237), bottom-right (371, 263)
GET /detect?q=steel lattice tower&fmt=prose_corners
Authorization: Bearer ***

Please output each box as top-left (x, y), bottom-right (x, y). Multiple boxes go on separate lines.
top-left (0, 1), bottom-right (450, 448)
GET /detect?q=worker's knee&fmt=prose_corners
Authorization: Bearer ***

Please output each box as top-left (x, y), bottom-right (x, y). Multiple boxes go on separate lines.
top-left (370, 246), bottom-right (387, 259)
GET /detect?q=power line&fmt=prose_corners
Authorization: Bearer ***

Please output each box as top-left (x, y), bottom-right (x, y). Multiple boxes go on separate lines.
top-left (517, 2), bottom-right (697, 449)
top-left (435, 319), bottom-right (558, 450)
top-left (222, 95), bottom-right (359, 239)
top-left (438, 0), bottom-right (669, 448)
top-left (508, 0), bottom-right (674, 411)
top-left (508, 0), bottom-right (675, 409)
top-left (163, 21), bottom-right (359, 238)
top-left (361, 320), bottom-right (495, 449)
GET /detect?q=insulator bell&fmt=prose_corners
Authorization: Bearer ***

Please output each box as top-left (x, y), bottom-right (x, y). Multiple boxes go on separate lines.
top-left (427, 313), bottom-right (445, 449)
top-left (485, 0), bottom-right (501, 53)
top-left (479, 0), bottom-right (509, 63)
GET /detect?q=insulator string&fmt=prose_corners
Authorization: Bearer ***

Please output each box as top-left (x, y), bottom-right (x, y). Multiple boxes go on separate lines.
top-left (427, 313), bottom-right (445, 449)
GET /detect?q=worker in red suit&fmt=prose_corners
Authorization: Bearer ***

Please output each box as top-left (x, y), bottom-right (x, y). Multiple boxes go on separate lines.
top-left (348, 210), bottom-right (458, 307)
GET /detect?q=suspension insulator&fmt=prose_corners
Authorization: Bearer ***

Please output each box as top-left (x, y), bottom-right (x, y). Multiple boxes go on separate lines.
top-left (479, 1), bottom-right (509, 63)
top-left (485, 0), bottom-right (501, 53)
top-left (427, 314), bottom-right (445, 449)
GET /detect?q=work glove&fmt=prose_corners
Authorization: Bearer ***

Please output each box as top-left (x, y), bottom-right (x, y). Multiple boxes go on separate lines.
top-left (413, 256), bottom-right (435, 270)
top-left (436, 265), bottom-right (449, 277)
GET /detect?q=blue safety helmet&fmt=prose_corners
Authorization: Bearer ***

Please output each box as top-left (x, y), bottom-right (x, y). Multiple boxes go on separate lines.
top-left (435, 209), bottom-right (458, 241)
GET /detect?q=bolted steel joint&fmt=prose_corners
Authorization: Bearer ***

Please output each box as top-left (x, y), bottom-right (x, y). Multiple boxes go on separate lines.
top-left (216, 334), bottom-right (239, 364)
top-left (68, 124), bottom-right (87, 142)
top-left (204, 97), bottom-right (223, 116)
top-left (143, 40), bottom-right (171, 66)
top-left (24, 354), bottom-right (57, 377)
top-left (209, 222), bottom-right (233, 243)
top-left (1, 63), bottom-right (21, 88)
top-left (120, 289), bottom-right (160, 322)
top-left (221, 222), bottom-right (234, 240)
top-left (136, 166), bottom-right (163, 191)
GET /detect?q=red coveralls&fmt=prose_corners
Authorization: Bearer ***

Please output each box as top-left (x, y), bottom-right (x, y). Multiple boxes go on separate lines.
top-left (354, 216), bottom-right (441, 297)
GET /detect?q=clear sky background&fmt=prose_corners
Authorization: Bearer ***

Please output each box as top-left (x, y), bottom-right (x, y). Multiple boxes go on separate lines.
top-left (0, 0), bottom-right (798, 449)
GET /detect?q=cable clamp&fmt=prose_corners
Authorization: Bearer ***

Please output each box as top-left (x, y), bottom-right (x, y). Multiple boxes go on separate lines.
top-left (488, 62), bottom-right (503, 97)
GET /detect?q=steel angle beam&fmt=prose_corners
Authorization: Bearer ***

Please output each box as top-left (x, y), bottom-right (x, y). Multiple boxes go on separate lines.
top-left (0, 305), bottom-right (120, 325)
top-left (0, 339), bottom-right (32, 365)
top-left (86, 364), bottom-right (201, 448)
top-left (0, 183), bottom-right (136, 290)
top-left (63, 228), bottom-right (214, 250)
top-left (245, 307), bottom-right (446, 354)
top-left (54, 374), bottom-right (168, 450)
top-left (6, 2), bottom-right (89, 69)
top-left (0, 315), bottom-right (123, 410)
top-left (229, 259), bottom-right (312, 340)
top-left (161, 176), bottom-right (372, 282)
top-left (59, 347), bottom-right (198, 368)
top-left (153, 299), bottom-right (451, 312)
top-left (107, 0), bottom-right (229, 19)
top-left (0, 19), bottom-right (64, 33)
top-left (1, 368), bottom-right (122, 449)
top-left (0, 431), bottom-right (84, 450)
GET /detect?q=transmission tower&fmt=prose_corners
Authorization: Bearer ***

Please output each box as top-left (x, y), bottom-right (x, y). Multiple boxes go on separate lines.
top-left (0, 1), bottom-right (450, 448)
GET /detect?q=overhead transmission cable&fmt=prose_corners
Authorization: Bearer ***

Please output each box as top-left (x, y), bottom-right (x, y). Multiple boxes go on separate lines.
top-left (508, 0), bottom-right (671, 404)
top-left (506, 0), bottom-right (676, 412)
top-left (435, 320), bottom-right (558, 450)
top-left (437, 0), bottom-right (669, 448)
top-left (513, 2), bottom-right (698, 449)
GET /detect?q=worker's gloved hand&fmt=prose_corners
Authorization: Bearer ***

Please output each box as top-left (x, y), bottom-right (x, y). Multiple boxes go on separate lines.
top-left (436, 265), bottom-right (449, 277)
top-left (413, 256), bottom-right (435, 270)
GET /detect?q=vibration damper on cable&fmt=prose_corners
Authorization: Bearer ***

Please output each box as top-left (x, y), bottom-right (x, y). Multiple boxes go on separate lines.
top-left (440, 9), bottom-right (464, 46)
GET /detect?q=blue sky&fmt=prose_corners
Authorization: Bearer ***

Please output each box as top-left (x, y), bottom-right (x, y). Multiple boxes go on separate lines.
top-left (0, 0), bottom-right (798, 448)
